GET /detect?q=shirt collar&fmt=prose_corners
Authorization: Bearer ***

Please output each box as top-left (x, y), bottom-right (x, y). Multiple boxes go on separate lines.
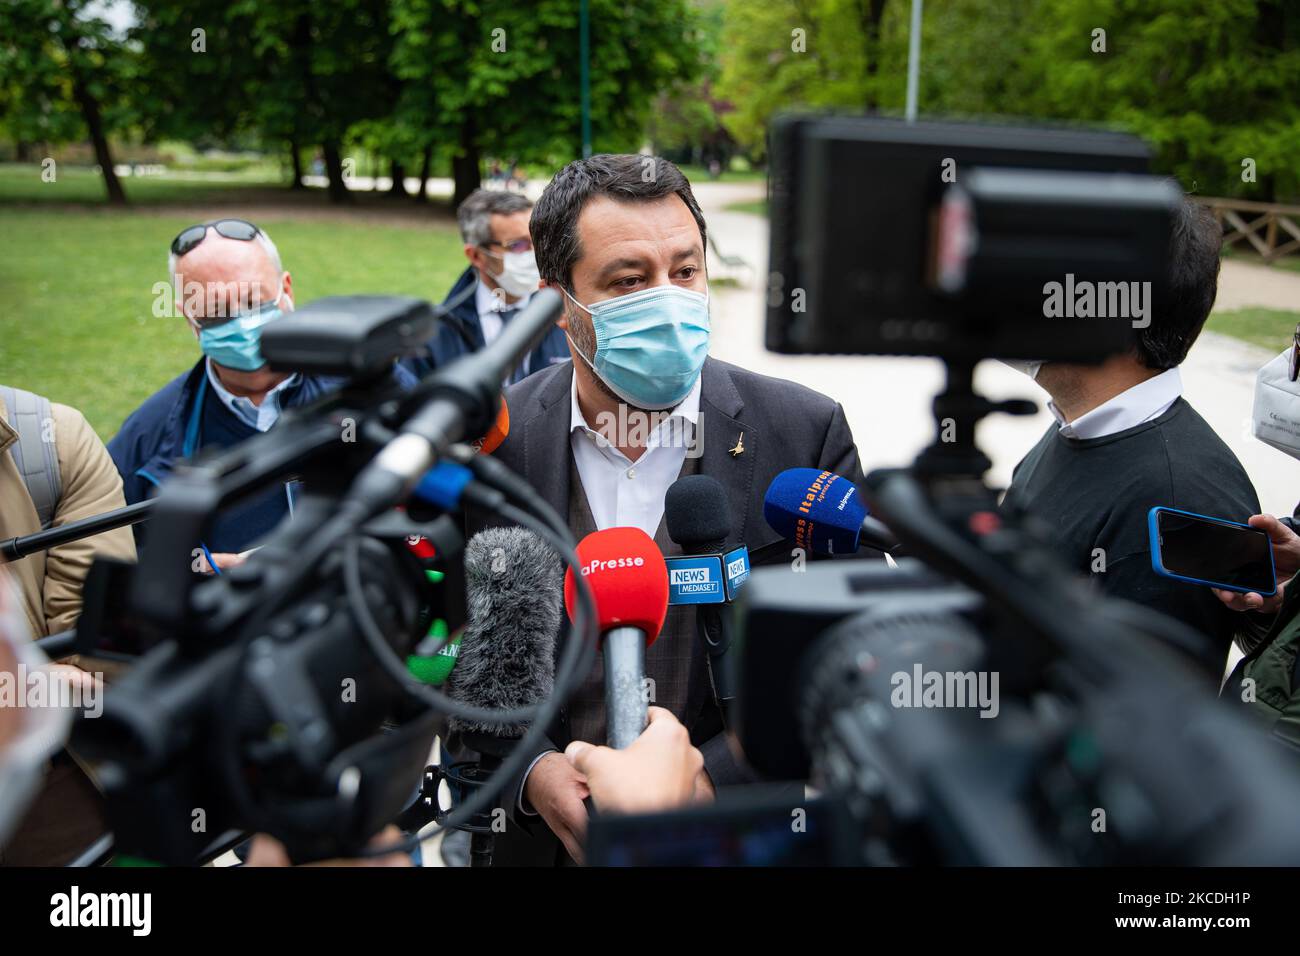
top-left (569, 371), bottom-right (702, 437)
top-left (475, 275), bottom-right (531, 318)
top-left (205, 359), bottom-right (301, 427)
top-left (1050, 366), bottom-right (1182, 440)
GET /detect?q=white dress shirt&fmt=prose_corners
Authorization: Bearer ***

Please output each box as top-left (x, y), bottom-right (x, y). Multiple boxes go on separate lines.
top-left (568, 373), bottom-right (702, 535)
top-left (205, 359), bottom-right (301, 432)
top-left (1049, 367), bottom-right (1182, 440)
top-left (475, 279), bottom-right (533, 377)
top-left (517, 371), bottom-right (704, 815)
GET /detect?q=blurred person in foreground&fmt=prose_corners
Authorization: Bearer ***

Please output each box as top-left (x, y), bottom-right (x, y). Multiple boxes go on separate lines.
top-left (1, 385), bottom-right (135, 639)
top-left (1001, 197), bottom-right (1258, 677)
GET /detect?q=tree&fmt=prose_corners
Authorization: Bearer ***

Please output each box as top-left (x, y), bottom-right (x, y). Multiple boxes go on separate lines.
top-left (1015, 0), bottom-right (1300, 201)
top-left (390, 0), bottom-right (708, 206)
top-left (0, 0), bottom-right (134, 203)
top-left (132, 0), bottom-right (397, 202)
top-left (714, 0), bottom-right (909, 159)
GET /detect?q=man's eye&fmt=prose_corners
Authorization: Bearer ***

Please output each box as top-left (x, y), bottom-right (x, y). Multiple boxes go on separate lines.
top-left (678, 267), bottom-right (698, 280)
top-left (614, 276), bottom-right (641, 289)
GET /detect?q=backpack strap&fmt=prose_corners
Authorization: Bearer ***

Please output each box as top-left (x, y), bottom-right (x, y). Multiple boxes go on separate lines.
top-left (0, 385), bottom-right (63, 530)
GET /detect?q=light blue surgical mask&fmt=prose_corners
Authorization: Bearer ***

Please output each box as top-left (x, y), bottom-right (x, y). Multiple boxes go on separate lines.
top-left (193, 291), bottom-right (288, 372)
top-left (563, 284), bottom-right (710, 410)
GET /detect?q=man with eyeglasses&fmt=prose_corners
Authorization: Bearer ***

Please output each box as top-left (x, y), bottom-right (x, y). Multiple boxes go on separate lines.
top-left (402, 188), bottom-right (569, 385)
top-left (108, 219), bottom-right (415, 565)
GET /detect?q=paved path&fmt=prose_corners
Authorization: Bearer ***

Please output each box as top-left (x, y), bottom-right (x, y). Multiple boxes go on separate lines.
top-left (691, 181), bottom-right (1300, 517)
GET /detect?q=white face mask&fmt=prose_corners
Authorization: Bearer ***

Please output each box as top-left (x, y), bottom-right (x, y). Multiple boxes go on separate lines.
top-left (489, 250), bottom-right (540, 299)
top-left (1252, 347), bottom-right (1300, 459)
top-left (0, 582), bottom-right (72, 850)
top-left (999, 359), bottom-right (1043, 381)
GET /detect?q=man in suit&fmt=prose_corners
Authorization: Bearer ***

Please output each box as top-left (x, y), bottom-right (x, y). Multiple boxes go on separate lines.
top-left (468, 154), bottom-right (865, 865)
top-left (402, 189), bottom-right (569, 385)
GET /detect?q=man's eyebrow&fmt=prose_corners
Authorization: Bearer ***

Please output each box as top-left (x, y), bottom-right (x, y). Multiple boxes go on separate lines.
top-left (595, 256), bottom-right (651, 281)
top-left (594, 246), bottom-right (705, 281)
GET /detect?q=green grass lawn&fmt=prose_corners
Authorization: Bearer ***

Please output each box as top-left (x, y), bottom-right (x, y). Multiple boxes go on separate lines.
top-left (724, 198), bottom-right (767, 216)
top-left (1205, 308), bottom-right (1300, 353)
top-left (0, 167), bottom-right (468, 440)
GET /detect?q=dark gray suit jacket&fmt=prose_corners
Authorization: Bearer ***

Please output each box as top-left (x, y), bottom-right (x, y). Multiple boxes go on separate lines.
top-left (463, 356), bottom-right (866, 864)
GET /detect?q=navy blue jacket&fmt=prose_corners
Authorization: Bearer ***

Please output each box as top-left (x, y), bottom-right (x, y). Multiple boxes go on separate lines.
top-left (108, 358), bottom-right (415, 552)
top-left (400, 266), bottom-right (570, 383)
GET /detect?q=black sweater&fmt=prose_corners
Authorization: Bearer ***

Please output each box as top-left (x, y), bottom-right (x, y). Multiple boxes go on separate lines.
top-left (1002, 398), bottom-right (1260, 672)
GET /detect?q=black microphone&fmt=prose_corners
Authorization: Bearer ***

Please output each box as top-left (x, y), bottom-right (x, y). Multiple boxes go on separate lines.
top-left (441, 526), bottom-right (563, 866)
top-left (665, 475), bottom-right (740, 705)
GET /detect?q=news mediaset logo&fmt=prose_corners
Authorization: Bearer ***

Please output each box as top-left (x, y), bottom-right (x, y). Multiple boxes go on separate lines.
top-left (669, 563), bottom-right (718, 594)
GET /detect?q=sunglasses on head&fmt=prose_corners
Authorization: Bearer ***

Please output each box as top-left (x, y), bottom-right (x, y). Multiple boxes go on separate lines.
top-left (170, 219), bottom-right (262, 259)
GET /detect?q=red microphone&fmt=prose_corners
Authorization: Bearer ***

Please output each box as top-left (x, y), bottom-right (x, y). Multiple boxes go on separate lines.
top-left (563, 527), bottom-right (668, 748)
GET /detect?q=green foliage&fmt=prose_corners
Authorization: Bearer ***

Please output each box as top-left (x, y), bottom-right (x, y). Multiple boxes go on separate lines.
top-left (715, 0), bottom-right (1300, 201)
top-left (0, 1), bottom-right (135, 156)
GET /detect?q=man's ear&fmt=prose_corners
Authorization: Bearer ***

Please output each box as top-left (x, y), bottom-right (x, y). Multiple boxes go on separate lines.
top-left (465, 243), bottom-right (485, 273)
top-left (281, 270), bottom-right (293, 306)
top-left (541, 279), bottom-right (569, 330)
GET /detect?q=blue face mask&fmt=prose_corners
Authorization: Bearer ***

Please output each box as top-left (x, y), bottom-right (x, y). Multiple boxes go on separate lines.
top-left (564, 284), bottom-right (710, 410)
top-left (194, 293), bottom-right (287, 372)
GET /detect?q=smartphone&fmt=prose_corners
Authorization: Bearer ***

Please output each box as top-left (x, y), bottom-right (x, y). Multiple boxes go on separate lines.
top-left (1148, 506), bottom-right (1276, 596)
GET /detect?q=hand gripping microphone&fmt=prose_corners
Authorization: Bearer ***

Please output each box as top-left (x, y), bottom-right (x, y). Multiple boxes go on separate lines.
top-left (763, 467), bottom-right (899, 556)
top-left (563, 528), bottom-right (669, 749)
top-left (664, 475), bottom-right (747, 704)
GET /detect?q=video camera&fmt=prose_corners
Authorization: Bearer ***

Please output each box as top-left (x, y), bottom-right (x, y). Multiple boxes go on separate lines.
top-left (70, 289), bottom-right (600, 865)
top-left (592, 116), bottom-right (1300, 866)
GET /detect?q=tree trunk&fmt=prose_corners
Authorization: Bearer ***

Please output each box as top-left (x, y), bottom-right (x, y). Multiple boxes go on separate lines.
top-left (289, 139), bottom-right (305, 189)
top-left (388, 159), bottom-right (408, 197)
top-left (414, 143), bottom-right (433, 202)
top-left (15, 141), bottom-right (32, 163)
top-left (323, 140), bottom-right (350, 203)
top-left (69, 70), bottom-right (125, 204)
top-left (861, 0), bottom-right (889, 114)
top-left (452, 115), bottom-right (481, 208)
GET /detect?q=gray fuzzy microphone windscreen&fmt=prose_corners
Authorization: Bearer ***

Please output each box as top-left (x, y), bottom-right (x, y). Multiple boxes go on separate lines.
top-left (447, 525), bottom-right (562, 736)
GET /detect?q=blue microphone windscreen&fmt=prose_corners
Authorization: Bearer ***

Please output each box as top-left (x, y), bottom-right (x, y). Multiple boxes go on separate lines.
top-left (763, 468), bottom-right (865, 555)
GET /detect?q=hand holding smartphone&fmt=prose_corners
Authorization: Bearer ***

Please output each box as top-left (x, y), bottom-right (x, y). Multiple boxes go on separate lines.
top-left (1149, 506), bottom-right (1277, 596)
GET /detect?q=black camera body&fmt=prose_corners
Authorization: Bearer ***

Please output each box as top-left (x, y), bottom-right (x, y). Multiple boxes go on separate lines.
top-left (765, 115), bottom-right (1179, 362)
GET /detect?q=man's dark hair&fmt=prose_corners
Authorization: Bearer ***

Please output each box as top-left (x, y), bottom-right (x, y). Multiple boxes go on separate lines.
top-left (530, 154), bottom-right (708, 288)
top-left (457, 188), bottom-right (533, 246)
top-left (1138, 197), bottom-right (1223, 369)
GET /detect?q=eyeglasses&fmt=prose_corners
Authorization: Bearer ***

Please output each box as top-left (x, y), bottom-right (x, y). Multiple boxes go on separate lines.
top-left (1290, 323), bottom-right (1300, 382)
top-left (482, 237), bottom-right (532, 254)
top-left (170, 219), bottom-right (262, 259)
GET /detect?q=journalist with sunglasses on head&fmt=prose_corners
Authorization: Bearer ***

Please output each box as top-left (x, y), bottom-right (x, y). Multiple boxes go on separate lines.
top-left (107, 219), bottom-right (416, 567)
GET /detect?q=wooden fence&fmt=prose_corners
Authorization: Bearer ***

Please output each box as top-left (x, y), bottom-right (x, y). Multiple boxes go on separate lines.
top-left (1198, 197), bottom-right (1300, 262)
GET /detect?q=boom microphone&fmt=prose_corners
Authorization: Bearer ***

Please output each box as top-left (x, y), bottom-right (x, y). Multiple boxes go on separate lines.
top-left (764, 468), bottom-right (898, 555)
top-left (448, 526), bottom-right (563, 736)
top-left (563, 528), bottom-right (668, 749)
top-left (438, 525), bottom-right (562, 867)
